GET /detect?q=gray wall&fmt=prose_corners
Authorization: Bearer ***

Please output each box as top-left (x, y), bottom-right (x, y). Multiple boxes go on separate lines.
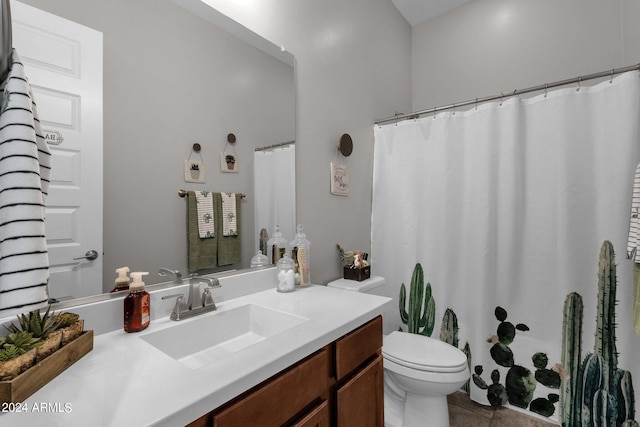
top-left (18, 0), bottom-right (295, 291)
top-left (206, 0), bottom-right (413, 285)
top-left (412, 0), bottom-right (640, 110)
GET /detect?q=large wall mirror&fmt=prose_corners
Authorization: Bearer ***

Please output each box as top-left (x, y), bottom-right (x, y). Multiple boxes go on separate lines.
top-left (13, 0), bottom-right (295, 303)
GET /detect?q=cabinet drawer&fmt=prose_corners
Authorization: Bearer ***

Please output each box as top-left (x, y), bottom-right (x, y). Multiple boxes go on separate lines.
top-left (291, 400), bottom-right (330, 427)
top-left (336, 354), bottom-right (384, 427)
top-left (213, 347), bottom-right (329, 427)
top-left (335, 316), bottom-right (382, 380)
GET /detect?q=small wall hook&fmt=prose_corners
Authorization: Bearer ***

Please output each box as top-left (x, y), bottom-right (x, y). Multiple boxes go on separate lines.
top-left (337, 134), bottom-right (353, 157)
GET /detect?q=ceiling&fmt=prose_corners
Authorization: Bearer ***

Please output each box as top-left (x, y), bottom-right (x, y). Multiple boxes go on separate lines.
top-left (390, 0), bottom-right (473, 26)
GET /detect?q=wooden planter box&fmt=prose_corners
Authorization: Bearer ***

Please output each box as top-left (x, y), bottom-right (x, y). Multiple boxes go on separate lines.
top-left (343, 265), bottom-right (371, 282)
top-left (0, 330), bottom-right (93, 404)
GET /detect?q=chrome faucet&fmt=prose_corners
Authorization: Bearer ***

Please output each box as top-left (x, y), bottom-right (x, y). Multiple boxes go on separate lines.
top-left (158, 268), bottom-right (182, 283)
top-left (162, 276), bottom-right (221, 321)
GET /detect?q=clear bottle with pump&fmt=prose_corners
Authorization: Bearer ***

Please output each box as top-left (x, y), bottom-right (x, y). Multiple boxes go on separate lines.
top-left (124, 272), bottom-right (150, 333)
top-left (110, 266), bottom-right (130, 293)
top-left (290, 224), bottom-right (311, 286)
top-left (266, 225), bottom-right (288, 264)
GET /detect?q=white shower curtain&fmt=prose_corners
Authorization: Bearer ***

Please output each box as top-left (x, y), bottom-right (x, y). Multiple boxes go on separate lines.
top-left (254, 145), bottom-right (296, 250)
top-left (372, 71), bottom-right (640, 422)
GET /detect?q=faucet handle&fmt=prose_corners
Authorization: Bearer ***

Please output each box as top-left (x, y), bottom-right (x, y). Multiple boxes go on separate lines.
top-left (201, 288), bottom-right (217, 309)
top-left (207, 277), bottom-right (221, 288)
top-left (162, 293), bottom-right (188, 320)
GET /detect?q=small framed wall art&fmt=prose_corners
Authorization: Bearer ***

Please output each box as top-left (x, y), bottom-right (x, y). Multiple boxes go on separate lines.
top-left (185, 160), bottom-right (205, 183)
top-left (330, 162), bottom-right (349, 196)
top-left (220, 152), bottom-right (238, 173)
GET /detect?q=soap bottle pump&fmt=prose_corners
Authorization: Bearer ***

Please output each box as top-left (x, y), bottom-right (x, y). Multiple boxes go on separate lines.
top-left (124, 272), bottom-right (150, 333)
top-left (110, 266), bottom-right (130, 293)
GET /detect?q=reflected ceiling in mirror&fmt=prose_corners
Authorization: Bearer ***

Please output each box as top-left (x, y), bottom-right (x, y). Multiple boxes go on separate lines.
top-left (15, 0), bottom-right (295, 304)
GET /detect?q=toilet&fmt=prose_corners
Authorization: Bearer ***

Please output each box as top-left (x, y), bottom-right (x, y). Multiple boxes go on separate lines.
top-left (327, 276), bottom-right (469, 427)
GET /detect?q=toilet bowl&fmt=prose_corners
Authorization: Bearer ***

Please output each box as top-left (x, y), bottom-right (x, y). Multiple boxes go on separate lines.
top-left (382, 331), bottom-right (469, 427)
top-left (327, 277), bottom-right (470, 427)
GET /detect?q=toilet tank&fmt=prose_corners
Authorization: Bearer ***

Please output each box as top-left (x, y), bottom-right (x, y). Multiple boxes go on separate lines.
top-left (327, 276), bottom-right (386, 297)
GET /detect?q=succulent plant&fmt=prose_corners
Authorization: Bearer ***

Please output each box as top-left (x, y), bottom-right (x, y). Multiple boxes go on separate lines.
top-left (55, 312), bottom-right (80, 329)
top-left (5, 306), bottom-right (60, 339)
top-left (336, 244), bottom-right (355, 267)
top-left (2, 331), bottom-right (42, 353)
top-left (190, 163), bottom-right (200, 171)
top-left (0, 344), bottom-right (23, 362)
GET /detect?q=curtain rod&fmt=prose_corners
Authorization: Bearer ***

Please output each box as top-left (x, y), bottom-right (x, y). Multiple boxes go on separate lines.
top-left (375, 63), bottom-right (640, 125)
top-left (254, 140), bottom-right (295, 152)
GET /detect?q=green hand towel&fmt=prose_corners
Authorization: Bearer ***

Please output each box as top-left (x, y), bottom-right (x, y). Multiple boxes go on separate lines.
top-left (217, 192), bottom-right (242, 266)
top-left (187, 191), bottom-right (217, 271)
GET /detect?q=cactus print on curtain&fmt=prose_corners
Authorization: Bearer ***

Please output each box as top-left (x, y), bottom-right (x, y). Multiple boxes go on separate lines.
top-left (373, 72), bottom-right (640, 424)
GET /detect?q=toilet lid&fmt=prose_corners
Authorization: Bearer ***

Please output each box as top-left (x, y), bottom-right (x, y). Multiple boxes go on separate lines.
top-left (382, 331), bottom-right (468, 373)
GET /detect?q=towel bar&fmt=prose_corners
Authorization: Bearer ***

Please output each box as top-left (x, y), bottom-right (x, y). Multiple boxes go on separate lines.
top-left (178, 189), bottom-right (246, 199)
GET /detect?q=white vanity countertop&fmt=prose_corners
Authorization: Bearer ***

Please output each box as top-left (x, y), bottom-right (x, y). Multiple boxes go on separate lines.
top-left (0, 285), bottom-right (392, 427)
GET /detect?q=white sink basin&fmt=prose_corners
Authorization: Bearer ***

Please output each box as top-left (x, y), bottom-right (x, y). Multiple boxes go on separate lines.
top-left (141, 304), bottom-right (308, 369)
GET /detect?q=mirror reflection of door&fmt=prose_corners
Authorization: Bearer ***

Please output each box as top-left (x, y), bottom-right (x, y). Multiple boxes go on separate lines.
top-left (13, 1), bottom-right (103, 300)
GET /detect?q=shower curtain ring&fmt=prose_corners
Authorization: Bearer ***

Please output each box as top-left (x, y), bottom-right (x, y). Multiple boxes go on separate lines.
top-left (475, 98), bottom-right (478, 111)
top-left (452, 103), bottom-right (456, 116)
top-left (610, 68), bottom-right (614, 83)
top-left (500, 93), bottom-right (503, 106)
top-left (576, 77), bottom-right (581, 92)
top-left (544, 84), bottom-right (548, 97)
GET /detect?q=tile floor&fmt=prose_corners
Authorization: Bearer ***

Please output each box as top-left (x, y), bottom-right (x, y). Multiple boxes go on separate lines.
top-left (447, 392), bottom-right (558, 427)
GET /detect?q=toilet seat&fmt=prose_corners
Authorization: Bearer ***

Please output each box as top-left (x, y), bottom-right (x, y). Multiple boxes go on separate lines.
top-left (382, 331), bottom-right (467, 373)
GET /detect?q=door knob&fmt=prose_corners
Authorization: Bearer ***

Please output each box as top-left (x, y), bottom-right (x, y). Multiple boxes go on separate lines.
top-left (73, 250), bottom-right (99, 261)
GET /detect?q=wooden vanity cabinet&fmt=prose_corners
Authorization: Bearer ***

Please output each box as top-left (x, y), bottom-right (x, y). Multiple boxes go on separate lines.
top-left (186, 316), bottom-right (383, 427)
top-left (332, 316), bottom-right (384, 427)
top-left (291, 400), bottom-right (330, 427)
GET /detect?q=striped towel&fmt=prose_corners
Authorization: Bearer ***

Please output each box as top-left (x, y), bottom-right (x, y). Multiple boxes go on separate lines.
top-left (195, 191), bottom-right (215, 238)
top-left (627, 163), bottom-right (640, 335)
top-left (627, 163), bottom-right (640, 261)
top-left (221, 192), bottom-right (237, 236)
top-left (0, 50), bottom-right (52, 317)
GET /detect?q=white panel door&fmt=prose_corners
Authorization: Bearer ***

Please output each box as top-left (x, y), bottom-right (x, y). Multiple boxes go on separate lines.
top-left (12, 1), bottom-right (103, 300)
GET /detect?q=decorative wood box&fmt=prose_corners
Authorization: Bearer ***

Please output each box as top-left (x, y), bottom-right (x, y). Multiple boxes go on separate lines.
top-left (0, 330), bottom-right (93, 404)
top-left (343, 265), bottom-right (371, 282)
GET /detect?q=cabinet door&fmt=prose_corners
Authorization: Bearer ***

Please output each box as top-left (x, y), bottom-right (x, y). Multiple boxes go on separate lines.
top-left (213, 347), bottom-right (329, 427)
top-left (291, 400), bottom-right (330, 427)
top-left (185, 413), bottom-right (210, 427)
top-left (336, 355), bottom-right (384, 427)
top-left (335, 316), bottom-right (382, 380)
